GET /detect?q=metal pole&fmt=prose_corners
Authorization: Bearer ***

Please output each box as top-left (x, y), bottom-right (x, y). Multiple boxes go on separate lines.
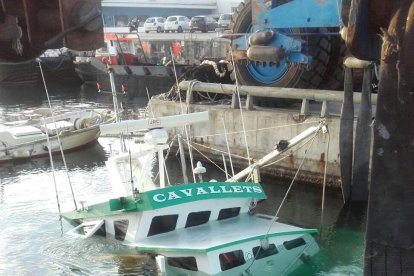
top-left (108, 64), bottom-right (121, 123)
top-left (226, 122), bottom-right (323, 182)
top-left (178, 135), bottom-right (189, 183)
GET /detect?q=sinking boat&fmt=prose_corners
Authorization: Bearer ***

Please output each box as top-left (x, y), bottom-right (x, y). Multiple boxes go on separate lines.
top-left (61, 111), bottom-right (325, 275)
top-left (0, 108), bottom-right (114, 162)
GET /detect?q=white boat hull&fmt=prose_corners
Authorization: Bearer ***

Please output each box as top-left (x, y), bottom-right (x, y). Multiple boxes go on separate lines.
top-left (0, 126), bottom-right (100, 162)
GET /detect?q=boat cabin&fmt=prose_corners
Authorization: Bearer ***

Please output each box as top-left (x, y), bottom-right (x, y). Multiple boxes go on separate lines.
top-left (134, 212), bottom-right (319, 275)
top-left (95, 32), bottom-right (147, 65)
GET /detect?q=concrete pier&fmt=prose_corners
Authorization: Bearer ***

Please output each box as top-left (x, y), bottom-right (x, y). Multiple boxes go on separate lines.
top-left (149, 97), bottom-right (345, 189)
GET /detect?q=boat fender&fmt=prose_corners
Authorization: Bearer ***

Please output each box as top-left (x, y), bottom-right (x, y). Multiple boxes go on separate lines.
top-left (74, 118), bottom-right (92, 130)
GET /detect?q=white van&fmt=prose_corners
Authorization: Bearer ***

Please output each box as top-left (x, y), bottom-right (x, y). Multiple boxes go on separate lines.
top-left (164, 16), bottom-right (190, 33)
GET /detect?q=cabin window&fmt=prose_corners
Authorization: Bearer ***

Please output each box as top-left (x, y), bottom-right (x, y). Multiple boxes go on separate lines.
top-left (147, 215), bottom-right (178, 236)
top-left (167, 257), bottom-right (198, 271)
top-left (185, 211), bottom-right (211, 228)
top-left (219, 250), bottom-right (246, 271)
top-left (114, 220), bottom-right (129, 241)
top-left (252, 244), bottom-right (278, 260)
top-left (218, 207), bottom-right (240, 220)
top-left (283, 238), bottom-right (306, 250)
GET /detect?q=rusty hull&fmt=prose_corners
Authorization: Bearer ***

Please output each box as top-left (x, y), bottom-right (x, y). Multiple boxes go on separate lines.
top-left (0, 0), bottom-right (104, 62)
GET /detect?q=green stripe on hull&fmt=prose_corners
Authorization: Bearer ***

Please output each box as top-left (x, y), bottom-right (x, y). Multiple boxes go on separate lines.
top-left (135, 229), bottom-right (318, 253)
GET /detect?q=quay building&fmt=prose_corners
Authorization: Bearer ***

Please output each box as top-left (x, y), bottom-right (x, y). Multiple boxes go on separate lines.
top-left (101, 0), bottom-right (241, 27)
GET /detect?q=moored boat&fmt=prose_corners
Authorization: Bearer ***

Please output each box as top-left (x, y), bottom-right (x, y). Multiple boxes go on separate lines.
top-left (73, 32), bottom-right (196, 98)
top-left (0, 108), bottom-right (114, 162)
top-left (0, 49), bottom-right (82, 87)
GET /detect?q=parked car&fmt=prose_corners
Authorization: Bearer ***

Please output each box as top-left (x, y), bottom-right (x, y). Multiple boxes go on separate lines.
top-left (217, 13), bottom-right (233, 30)
top-left (143, 17), bottom-right (166, 33)
top-left (189, 15), bottom-right (218, 33)
top-left (164, 16), bottom-right (190, 33)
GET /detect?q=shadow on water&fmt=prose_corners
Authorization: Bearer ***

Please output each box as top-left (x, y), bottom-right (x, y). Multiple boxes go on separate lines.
top-left (0, 140), bottom-right (107, 179)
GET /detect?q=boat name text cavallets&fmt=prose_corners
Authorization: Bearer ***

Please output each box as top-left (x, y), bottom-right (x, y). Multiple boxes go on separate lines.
top-left (152, 185), bottom-right (263, 203)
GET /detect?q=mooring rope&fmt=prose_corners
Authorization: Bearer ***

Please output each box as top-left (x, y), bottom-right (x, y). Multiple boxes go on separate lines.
top-left (39, 60), bottom-right (78, 213)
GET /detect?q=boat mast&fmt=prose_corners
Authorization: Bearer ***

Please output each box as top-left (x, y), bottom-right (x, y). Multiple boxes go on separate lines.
top-left (107, 64), bottom-right (122, 123)
top-left (226, 121), bottom-right (326, 182)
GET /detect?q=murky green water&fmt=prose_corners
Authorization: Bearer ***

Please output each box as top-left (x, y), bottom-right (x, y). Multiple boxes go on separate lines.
top-left (0, 84), bottom-right (366, 275)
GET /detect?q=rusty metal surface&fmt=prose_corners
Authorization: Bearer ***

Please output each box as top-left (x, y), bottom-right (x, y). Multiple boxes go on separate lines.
top-left (0, 0), bottom-right (103, 62)
top-left (58, 0), bottom-right (104, 51)
top-left (227, 49), bottom-right (247, 62)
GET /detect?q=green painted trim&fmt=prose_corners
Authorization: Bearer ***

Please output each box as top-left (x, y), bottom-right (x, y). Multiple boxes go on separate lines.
top-left (136, 229), bottom-right (318, 253)
top-left (62, 182), bottom-right (266, 220)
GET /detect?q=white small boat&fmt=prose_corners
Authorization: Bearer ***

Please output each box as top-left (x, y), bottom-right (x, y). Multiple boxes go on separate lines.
top-left (0, 108), bottom-right (114, 162)
top-left (61, 112), bottom-right (324, 275)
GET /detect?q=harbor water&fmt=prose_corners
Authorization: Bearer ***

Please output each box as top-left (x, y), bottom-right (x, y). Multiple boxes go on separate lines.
top-left (0, 83), bottom-right (365, 275)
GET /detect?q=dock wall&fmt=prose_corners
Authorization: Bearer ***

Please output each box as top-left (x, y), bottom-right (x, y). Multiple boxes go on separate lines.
top-left (149, 98), bottom-right (344, 189)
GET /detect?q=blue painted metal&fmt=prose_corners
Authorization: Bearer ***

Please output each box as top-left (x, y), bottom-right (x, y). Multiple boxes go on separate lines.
top-left (234, 29), bottom-right (310, 84)
top-left (233, 0), bottom-right (342, 85)
top-left (247, 60), bottom-right (290, 84)
top-left (257, 0), bottom-right (343, 30)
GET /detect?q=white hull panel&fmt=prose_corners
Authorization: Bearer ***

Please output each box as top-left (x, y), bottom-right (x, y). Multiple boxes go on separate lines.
top-left (0, 126), bottom-right (100, 162)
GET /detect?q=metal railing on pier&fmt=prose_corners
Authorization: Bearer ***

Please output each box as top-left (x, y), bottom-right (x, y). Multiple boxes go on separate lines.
top-left (178, 81), bottom-right (377, 117)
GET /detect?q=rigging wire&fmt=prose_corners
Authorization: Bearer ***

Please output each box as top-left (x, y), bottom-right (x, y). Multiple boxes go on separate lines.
top-left (229, 46), bottom-right (252, 167)
top-left (320, 129), bottom-right (331, 232)
top-left (184, 139), bottom-right (231, 179)
top-left (222, 118), bottom-right (235, 177)
top-left (38, 60), bottom-right (78, 212)
top-left (146, 87), bottom-right (155, 118)
top-left (170, 46), bottom-right (196, 183)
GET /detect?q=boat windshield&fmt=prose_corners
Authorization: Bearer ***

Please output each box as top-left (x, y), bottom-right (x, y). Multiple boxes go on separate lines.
top-left (116, 42), bottom-right (131, 53)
